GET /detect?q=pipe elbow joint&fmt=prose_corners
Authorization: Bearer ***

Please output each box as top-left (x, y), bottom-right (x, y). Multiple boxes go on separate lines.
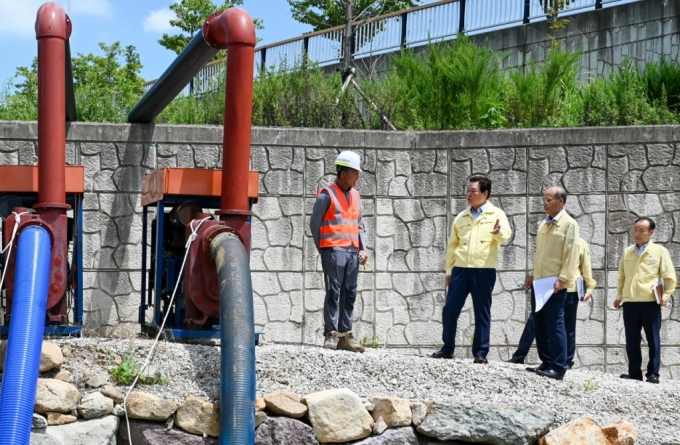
top-left (35, 2), bottom-right (71, 40)
top-left (204, 7), bottom-right (256, 49)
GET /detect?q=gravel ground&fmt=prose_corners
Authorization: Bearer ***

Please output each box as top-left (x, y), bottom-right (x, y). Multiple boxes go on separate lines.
top-left (47, 337), bottom-right (679, 445)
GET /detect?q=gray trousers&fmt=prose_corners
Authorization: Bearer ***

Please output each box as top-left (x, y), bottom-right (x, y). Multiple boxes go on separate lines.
top-left (320, 248), bottom-right (359, 335)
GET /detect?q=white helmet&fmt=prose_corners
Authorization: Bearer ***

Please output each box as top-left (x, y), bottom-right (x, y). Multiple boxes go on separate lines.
top-left (335, 151), bottom-right (361, 172)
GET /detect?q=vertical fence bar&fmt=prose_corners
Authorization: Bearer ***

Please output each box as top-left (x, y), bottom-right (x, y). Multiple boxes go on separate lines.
top-left (400, 12), bottom-right (408, 48)
top-left (458, 0), bottom-right (466, 33)
top-left (595, 0), bottom-right (603, 9)
top-left (523, 0), bottom-right (531, 23)
top-left (260, 47), bottom-right (267, 73)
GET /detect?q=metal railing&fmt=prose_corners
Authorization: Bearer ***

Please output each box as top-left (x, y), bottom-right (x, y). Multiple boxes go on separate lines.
top-left (145, 0), bottom-right (635, 93)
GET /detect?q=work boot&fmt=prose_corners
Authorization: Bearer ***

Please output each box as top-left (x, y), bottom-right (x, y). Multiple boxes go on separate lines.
top-left (324, 331), bottom-right (338, 350)
top-left (337, 331), bottom-right (365, 353)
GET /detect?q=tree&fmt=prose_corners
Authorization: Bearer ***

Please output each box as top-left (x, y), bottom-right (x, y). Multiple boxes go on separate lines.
top-left (159, 0), bottom-right (263, 55)
top-left (288, 0), bottom-right (420, 32)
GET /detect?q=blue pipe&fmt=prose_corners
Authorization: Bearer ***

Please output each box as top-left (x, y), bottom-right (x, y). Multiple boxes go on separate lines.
top-left (0, 226), bottom-right (52, 445)
top-left (210, 233), bottom-right (255, 445)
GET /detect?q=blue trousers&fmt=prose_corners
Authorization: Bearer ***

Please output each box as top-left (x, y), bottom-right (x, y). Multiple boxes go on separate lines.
top-left (532, 288), bottom-right (568, 374)
top-left (623, 302), bottom-right (661, 378)
top-left (441, 267), bottom-right (495, 357)
top-left (514, 292), bottom-right (579, 365)
top-left (320, 248), bottom-right (359, 335)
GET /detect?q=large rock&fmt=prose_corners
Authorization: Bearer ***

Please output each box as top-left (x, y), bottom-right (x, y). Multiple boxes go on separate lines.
top-left (31, 416), bottom-right (119, 445)
top-left (410, 401), bottom-right (433, 427)
top-left (101, 386), bottom-right (124, 404)
top-left (303, 388), bottom-right (373, 443)
top-left (47, 412), bottom-right (77, 425)
top-left (350, 427), bottom-right (420, 444)
top-left (175, 396), bottom-right (219, 437)
top-left (78, 391), bottom-right (114, 419)
top-left (125, 391), bottom-right (178, 421)
top-left (40, 342), bottom-right (64, 372)
top-left (370, 396), bottom-right (412, 427)
top-left (118, 419), bottom-right (218, 444)
top-left (539, 416), bottom-right (609, 445)
top-left (601, 420), bottom-right (636, 445)
top-left (35, 379), bottom-right (81, 414)
top-left (417, 400), bottom-right (554, 445)
top-left (256, 416), bottom-right (319, 445)
top-left (264, 389), bottom-right (308, 418)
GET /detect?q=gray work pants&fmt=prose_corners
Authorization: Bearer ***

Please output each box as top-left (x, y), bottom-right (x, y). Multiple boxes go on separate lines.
top-left (320, 248), bottom-right (359, 335)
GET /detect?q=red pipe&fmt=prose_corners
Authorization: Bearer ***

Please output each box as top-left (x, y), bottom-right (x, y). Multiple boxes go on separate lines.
top-left (204, 8), bottom-right (256, 215)
top-left (36, 2), bottom-right (71, 205)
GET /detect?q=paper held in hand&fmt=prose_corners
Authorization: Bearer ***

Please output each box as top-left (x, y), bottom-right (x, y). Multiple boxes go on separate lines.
top-left (533, 276), bottom-right (558, 312)
top-left (653, 279), bottom-right (664, 305)
top-left (576, 276), bottom-right (586, 300)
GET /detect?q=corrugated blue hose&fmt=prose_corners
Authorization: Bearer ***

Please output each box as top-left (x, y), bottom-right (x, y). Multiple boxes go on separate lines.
top-left (210, 233), bottom-right (256, 445)
top-left (0, 226), bottom-right (52, 445)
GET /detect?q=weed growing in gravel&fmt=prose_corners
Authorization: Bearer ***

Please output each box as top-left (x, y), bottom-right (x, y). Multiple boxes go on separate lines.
top-left (583, 379), bottom-right (598, 391)
top-left (111, 357), bottom-right (141, 385)
top-left (361, 336), bottom-right (381, 348)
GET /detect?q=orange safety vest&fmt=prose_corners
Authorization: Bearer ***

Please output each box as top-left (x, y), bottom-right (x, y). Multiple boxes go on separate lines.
top-left (317, 183), bottom-right (361, 249)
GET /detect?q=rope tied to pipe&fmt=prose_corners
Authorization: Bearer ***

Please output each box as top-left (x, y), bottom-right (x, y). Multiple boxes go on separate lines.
top-left (0, 211), bottom-right (30, 292)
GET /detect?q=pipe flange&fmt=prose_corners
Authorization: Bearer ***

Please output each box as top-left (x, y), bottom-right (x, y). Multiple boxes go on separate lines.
top-left (33, 203), bottom-right (71, 210)
top-left (204, 226), bottom-right (243, 260)
top-left (215, 209), bottom-right (252, 217)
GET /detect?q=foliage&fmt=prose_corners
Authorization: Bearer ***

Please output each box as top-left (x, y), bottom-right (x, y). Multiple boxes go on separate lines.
top-left (159, 0), bottom-right (263, 57)
top-left (640, 56), bottom-right (680, 112)
top-left (111, 357), bottom-right (142, 385)
top-left (288, 0), bottom-right (420, 32)
top-left (583, 379), bottom-right (598, 391)
top-left (361, 335), bottom-right (381, 348)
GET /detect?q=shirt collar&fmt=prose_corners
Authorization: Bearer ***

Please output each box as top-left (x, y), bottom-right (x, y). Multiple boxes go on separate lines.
top-left (470, 202), bottom-right (488, 216)
top-left (636, 242), bottom-right (650, 257)
top-left (545, 209), bottom-right (565, 224)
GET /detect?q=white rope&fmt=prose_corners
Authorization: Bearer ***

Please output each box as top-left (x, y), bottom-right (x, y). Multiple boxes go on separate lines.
top-left (0, 212), bottom-right (29, 292)
top-left (123, 216), bottom-right (211, 444)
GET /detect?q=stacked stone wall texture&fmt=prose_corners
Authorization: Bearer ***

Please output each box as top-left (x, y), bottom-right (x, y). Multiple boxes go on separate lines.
top-left (344, 0), bottom-right (679, 82)
top-left (2, 122), bottom-right (680, 378)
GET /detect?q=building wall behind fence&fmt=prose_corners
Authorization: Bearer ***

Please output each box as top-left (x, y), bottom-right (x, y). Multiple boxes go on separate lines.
top-left (2, 122), bottom-right (680, 378)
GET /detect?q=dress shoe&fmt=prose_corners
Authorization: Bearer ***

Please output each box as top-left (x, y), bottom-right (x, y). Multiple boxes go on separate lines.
top-left (526, 363), bottom-right (549, 373)
top-left (535, 369), bottom-right (565, 380)
top-left (619, 373), bottom-right (643, 381)
top-left (567, 361), bottom-right (574, 370)
top-left (506, 357), bottom-right (524, 364)
top-left (431, 350), bottom-right (453, 359)
top-left (646, 374), bottom-right (660, 384)
top-left (473, 355), bottom-right (488, 364)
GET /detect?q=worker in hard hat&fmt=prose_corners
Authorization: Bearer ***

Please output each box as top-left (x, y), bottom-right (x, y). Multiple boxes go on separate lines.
top-left (310, 151), bottom-right (368, 353)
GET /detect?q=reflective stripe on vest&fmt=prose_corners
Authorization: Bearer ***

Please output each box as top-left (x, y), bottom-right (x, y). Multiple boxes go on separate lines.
top-left (317, 183), bottom-right (361, 248)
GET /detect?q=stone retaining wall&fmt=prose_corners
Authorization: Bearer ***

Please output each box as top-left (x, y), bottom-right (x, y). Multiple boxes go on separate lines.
top-left (2, 122), bottom-right (680, 377)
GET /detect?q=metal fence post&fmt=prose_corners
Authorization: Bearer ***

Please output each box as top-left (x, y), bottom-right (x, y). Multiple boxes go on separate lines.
top-left (523, 0), bottom-right (530, 24)
top-left (458, 0), bottom-right (466, 34)
top-left (260, 47), bottom-right (266, 73)
top-left (595, 0), bottom-right (603, 9)
top-left (400, 12), bottom-right (408, 48)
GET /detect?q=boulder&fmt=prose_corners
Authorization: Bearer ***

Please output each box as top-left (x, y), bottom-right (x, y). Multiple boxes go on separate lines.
top-left (303, 388), bottom-right (373, 443)
top-left (78, 391), bottom-right (114, 419)
top-left (370, 396), bottom-right (412, 427)
top-left (264, 389), bottom-right (308, 418)
top-left (256, 411), bottom-right (268, 427)
top-left (373, 416), bottom-right (388, 435)
top-left (86, 375), bottom-right (108, 388)
top-left (47, 412), bottom-right (78, 425)
top-left (54, 370), bottom-right (71, 382)
top-left (539, 416), bottom-right (609, 445)
top-left (32, 416), bottom-right (119, 445)
top-left (256, 395), bottom-right (267, 412)
top-left (350, 427), bottom-right (420, 444)
top-left (175, 396), bottom-right (219, 437)
top-left (418, 400), bottom-right (554, 445)
top-left (40, 342), bottom-right (64, 372)
top-left (35, 379), bottom-right (81, 414)
top-left (601, 420), bottom-right (636, 445)
top-left (255, 416), bottom-right (319, 445)
top-left (101, 386), bottom-right (124, 404)
top-left (410, 401), bottom-right (433, 427)
top-left (125, 391), bottom-right (178, 421)
top-left (118, 419), bottom-right (219, 444)
top-left (32, 413), bottom-right (48, 429)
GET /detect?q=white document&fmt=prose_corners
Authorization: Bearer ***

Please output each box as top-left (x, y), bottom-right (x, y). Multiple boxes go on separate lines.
top-left (653, 279), bottom-right (664, 305)
top-left (533, 276), bottom-right (558, 312)
top-left (576, 276), bottom-right (585, 300)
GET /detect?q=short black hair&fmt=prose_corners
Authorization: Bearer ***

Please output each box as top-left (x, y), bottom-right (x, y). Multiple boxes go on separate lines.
top-left (469, 175), bottom-right (492, 198)
top-left (336, 166), bottom-right (350, 177)
top-left (552, 187), bottom-right (567, 204)
top-left (635, 217), bottom-right (656, 231)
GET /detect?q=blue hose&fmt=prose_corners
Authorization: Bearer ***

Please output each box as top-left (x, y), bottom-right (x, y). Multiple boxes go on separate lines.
top-left (210, 233), bottom-right (255, 445)
top-left (0, 226), bottom-right (52, 445)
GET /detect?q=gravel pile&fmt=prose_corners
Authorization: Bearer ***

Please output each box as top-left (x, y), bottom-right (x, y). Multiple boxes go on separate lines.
top-left (47, 337), bottom-right (678, 445)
